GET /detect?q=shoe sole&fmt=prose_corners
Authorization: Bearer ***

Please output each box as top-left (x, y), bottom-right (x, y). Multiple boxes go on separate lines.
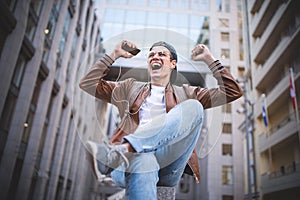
top-left (85, 142), bottom-right (101, 180)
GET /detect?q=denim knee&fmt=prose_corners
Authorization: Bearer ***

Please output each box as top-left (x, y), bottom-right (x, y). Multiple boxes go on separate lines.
top-left (183, 99), bottom-right (203, 114)
top-left (127, 152), bottom-right (159, 174)
top-left (157, 166), bottom-right (186, 187)
top-left (179, 99), bottom-right (204, 124)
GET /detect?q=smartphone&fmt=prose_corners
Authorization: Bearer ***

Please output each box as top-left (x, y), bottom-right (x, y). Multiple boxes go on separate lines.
top-left (121, 42), bottom-right (140, 55)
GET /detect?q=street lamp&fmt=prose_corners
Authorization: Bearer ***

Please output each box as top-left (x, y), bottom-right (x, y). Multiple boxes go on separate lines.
top-left (237, 77), bottom-right (252, 200)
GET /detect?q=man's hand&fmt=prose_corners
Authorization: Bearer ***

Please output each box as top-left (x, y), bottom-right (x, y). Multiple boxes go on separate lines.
top-left (191, 44), bottom-right (216, 66)
top-left (110, 40), bottom-right (139, 60)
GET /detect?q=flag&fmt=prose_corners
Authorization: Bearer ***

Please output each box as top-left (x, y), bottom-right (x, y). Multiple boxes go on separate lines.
top-left (290, 67), bottom-right (300, 143)
top-left (262, 94), bottom-right (268, 127)
top-left (290, 67), bottom-right (297, 110)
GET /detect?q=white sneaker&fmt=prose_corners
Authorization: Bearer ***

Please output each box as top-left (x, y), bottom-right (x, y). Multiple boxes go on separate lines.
top-left (85, 141), bottom-right (103, 180)
top-left (85, 140), bottom-right (129, 178)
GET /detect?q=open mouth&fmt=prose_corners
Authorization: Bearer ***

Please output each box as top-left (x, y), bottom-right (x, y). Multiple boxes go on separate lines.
top-left (151, 64), bottom-right (162, 70)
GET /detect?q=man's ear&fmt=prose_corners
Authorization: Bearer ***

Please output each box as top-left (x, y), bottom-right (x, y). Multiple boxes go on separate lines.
top-left (170, 60), bottom-right (177, 69)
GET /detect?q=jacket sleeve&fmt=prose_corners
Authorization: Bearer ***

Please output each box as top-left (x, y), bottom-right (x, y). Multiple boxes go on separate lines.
top-left (79, 54), bottom-right (116, 103)
top-left (183, 60), bottom-right (243, 109)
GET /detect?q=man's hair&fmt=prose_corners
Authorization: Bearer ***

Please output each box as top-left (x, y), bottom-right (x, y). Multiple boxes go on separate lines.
top-left (150, 41), bottom-right (177, 62)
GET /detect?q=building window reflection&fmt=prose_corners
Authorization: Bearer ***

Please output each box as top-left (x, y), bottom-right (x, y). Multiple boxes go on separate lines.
top-left (222, 165), bottom-right (233, 185)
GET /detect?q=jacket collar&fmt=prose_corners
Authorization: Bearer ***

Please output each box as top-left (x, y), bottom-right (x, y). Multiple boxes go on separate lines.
top-left (149, 82), bottom-right (173, 91)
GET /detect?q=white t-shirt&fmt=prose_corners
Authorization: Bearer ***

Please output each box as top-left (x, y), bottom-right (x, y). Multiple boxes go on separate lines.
top-left (139, 85), bottom-right (166, 126)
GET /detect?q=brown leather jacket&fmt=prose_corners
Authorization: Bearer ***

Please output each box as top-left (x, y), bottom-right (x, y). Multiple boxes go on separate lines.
top-left (79, 54), bottom-right (243, 183)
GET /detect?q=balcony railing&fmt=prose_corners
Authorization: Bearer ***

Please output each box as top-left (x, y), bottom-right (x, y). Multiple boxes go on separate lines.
top-left (258, 110), bottom-right (299, 152)
top-left (259, 110), bottom-right (299, 137)
top-left (268, 112), bottom-right (296, 136)
top-left (268, 162), bottom-right (299, 179)
top-left (261, 162), bottom-right (300, 193)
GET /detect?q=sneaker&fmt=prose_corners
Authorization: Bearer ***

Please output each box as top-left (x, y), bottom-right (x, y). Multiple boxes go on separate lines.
top-left (85, 141), bottom-right (103, 180)
top-left (85, 140), bottom-right (129, 178)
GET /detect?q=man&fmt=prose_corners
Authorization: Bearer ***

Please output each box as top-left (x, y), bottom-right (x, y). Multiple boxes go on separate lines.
top-left (79, 40), bottom-right (242, 199)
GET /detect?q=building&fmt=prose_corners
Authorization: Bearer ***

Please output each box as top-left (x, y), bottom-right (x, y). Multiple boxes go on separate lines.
top-left (242, 0), bottom-right (300, 199)
top-left (0, 0), bottom-right (106, 199)
top-left (95, 0), bottom-right (246, 199)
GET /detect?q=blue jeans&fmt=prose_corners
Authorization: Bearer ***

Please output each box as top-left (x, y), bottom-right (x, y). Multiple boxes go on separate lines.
top-left (111, 99), bottom-right (204, 200)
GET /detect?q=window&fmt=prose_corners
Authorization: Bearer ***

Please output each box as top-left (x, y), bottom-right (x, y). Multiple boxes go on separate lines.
top-left (222, 195), bottom-right (234, 200)
top-left (126, 10), bottom-right (146, 25)
top-left (7, 158), bottom-right (23, 199)
top-left (222, 144), bottom-right (232, 156)
top-left (222, 123), bottom-right (232, 134)
top-left (26, 12), bottom-right (37, 40)
top-left (128, 0), bottom-right (147, 6)
top-left (224, 0), bottom-right (230, 13)
top-left (238, 66), bottom-right (245, 77)
top-left (0, 54), bottom-right (27, 160)
top-left (239, 37), bottom-right (244, 60)
top-left (49, 105), bottom-right (65, 177)
top-left (20, 76), bottom-right (42, 171)
top-left (21, 76), bottom-right (42, 145)
top-left (57, 10), bottom-right (71, 60)
top-left (222, 165), bottom-right (233, 185)
top-left (4, 0), bottom-right (17, 11)
top-left (102, 9), bottom-right (125, 39)
top-left (217, 0), bottom-right (222, 11)
top-left (221, 32), bottom-right (229, 41)
top-left (0, 92), bottom-right (17, 160)
top-left (221, 48), bottom-right (230, 59)
top-left (12, 54), bottom-right (26, 89)
top-left (169, 13), bottom-right (188, 28)
top-left (107, 0), bottom-right (126, 4)
top-left (192, 0), bottom-right (209, 11)
top-left (190, 15), bottom-right (210, 43)
top-left (171, 0), bottom-right (188, 9)
top-left (55, 176), bottom-right (64, 199)
top-left (35, 92), bottom-right (55, 172)
top-left (30, 0), bottom-right (44, 16)
top-left (26, 0), bottom-right (45, 40)
top-left (147, 12), bottom-right (168, 27)
top-left (65, 179), bottom-right (72, 199)
top-left (56, 10), bottom-right (71, 79)
top-left (45, 0), bottom-right (63, 43)
top-left (219, 18), bottom-right (229, 28)
top-left (42, 38), bottom-right (51, 63)
top-left (22, 110), bottom-right (34, 144)
top-left (201, 0), bottom-right (209, 10)
top-left (217, 0), bottom-right (230, 12)
top-left (149, 0), bottom-right (167, 8)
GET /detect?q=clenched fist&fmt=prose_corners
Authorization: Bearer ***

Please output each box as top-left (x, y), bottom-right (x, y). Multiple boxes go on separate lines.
top-left (191, 44), bottom-right (216, 66)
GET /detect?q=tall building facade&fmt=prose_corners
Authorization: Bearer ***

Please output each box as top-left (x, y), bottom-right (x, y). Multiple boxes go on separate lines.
top-left (0, 0), bottom-right (106, 199)
top-left (95, 0), bottom-right (246, 199)
top-left (243, 0), bottom-right (300, 199)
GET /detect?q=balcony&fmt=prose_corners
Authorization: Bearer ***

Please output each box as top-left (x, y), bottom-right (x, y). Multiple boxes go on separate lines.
top-left (251, 0), bottom-right (271, 37)
top-left (252, 1), bottom-right (290, 63)
top-left (249, 0), bottom-right (264, 14)
top-left (253, 24), bottom-right (300, 90)
top-left (254, 73), bottom-right (289, 119)
top-left (258, 112), bottom-right (298, 152)
top-left (254, 60), bottom-right (300, 121)
top-left (261, 162), bottom-right (300, 194)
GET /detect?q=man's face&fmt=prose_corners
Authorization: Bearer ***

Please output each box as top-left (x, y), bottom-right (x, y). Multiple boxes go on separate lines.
top-left (147, 46), bottom-right (176, 83)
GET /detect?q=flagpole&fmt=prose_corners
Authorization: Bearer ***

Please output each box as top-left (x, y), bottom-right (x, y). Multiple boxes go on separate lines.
top-left (295, 95), bottom-right (300, 146)
top-left (290, 67), bottom-right (300, 145)
top-left (262, 94), bottom-right (272, 174)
